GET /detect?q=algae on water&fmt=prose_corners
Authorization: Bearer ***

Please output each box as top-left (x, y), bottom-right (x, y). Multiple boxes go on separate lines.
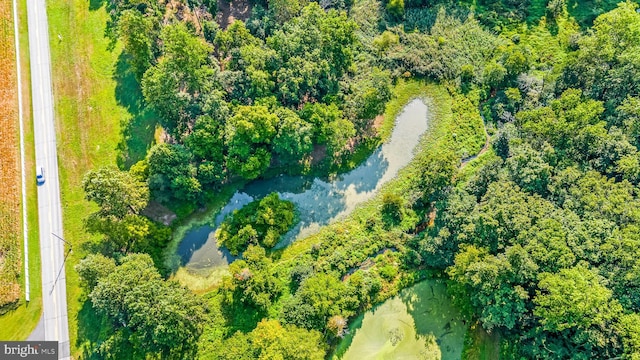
top-left (341, 296), bottom-right (441, 360)
top-left (336, 279), bottom-right (466, 360)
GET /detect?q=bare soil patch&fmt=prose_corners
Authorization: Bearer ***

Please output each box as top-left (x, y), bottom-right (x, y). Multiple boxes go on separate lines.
top-left (143, 201), bottom-right (177, 226)
top-left (216, 0), bottom-right (253, 29)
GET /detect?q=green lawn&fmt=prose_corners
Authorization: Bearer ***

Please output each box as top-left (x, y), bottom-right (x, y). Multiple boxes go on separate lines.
top-left (0, 0), bottom-right (42, 340)
top-left (46, 0), bottom-right (153, 356)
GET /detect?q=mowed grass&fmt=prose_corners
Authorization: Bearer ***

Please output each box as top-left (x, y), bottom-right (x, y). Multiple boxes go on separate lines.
top-left (0, 0), bottom-right (43, 340)
top-left (46, 0), bottom-right (151, 356)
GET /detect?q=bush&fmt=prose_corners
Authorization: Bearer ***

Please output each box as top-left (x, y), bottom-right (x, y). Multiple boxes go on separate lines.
top-left (381, 192), bottom-right (404, 225)
top-left (386, 0), bottom-right (405, 19)
top-left (379, 264), bottom-right (398, 281)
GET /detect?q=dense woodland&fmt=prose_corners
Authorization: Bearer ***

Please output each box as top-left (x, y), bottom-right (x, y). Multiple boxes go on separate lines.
top-left (77, 0), bottom-right (640, 358)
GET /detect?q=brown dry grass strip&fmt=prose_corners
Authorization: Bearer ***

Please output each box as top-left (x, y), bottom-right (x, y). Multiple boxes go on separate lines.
top-left (0, 0), bottom-right (22, 309)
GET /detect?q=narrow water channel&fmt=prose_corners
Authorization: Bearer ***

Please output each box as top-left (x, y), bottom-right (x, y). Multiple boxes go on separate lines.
top-left (177, 98), bottom-right (430, 272)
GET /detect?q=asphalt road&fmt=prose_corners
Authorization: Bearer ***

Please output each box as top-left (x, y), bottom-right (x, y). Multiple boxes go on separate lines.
top-left (26, 0), bottom-right (71, 357)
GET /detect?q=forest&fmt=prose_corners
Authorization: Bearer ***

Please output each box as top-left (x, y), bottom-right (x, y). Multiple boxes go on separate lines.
top-left (75, 0), bottom-right (640, 358)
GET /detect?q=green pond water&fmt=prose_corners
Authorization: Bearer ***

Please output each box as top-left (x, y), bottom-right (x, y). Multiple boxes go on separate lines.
top-left (334, 279), bottom-right (466, 360)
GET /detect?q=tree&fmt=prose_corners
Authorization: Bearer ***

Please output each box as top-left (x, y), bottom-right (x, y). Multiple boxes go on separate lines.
top-left (344, 67), bottom-right (392, 123)
top-left (76, 254), bottom-right (116, 291)
top-left (142, 23), bottom-right (216, 137)
top-left (250, 319), bottom-right (326, 359)
top-left (384, 11), bottom-right (498, 80)
top-left (225, 105), bottom-right (277, 179)
top-left (325, 118), bottom-right (356, 158)
top-left (185, 115), bottom-right (227, 186)
top-left (147, 143), bottom-right (202, 202)
top-left (219, 320), bottom-right (326, 359)
top-left (299, 102), bottom-right (344, 144)
top-left (267, 3), bottom-right (357, 104)
top-left (505, 143), bottom-right (552, 195)
top-left (617, 96), bottom-right (640, 147)
top-left (516, 88), bottom-right (604, 151)
top-left (217, 331), bottom-right (256, 360)
top-left (559, 2), bottom-right (640, 112)
top-left (284, 272), bottom-right (358, 330)
top-left (217, 193), bottom-right (295, 254)
top-left (272, 107), bottom-right (313, 165)
top-left (503, 46), bottom-right (529, 77)
top-left (381, 192), bottom-right (404, 225)
top-left (214, 20), bottom-right (261, 60)
top-left (268, 0), bottom-right (302, 24)
top-left (90, 254), bottom-right (206, 359)
top-left (84, 212), bottom-right (154, 253)
top-left (533, 265), bottom-right (624, 355)
top-left (83, 166), bottom-right (149, 219)
top-left (227, 245), bottom-right (283, 311)
top-left (83, 167), bottom-right (153, 251)
top-left (118, 9), bottom-right (157, 80)
top-left (448, 245), bottom-right (532, 331)
top-left (483, 61), bottom-right (507, 89)
top-left (599, 225), bottom-right (640, 311)
top-left (620, 313), bottom-right (640, 360)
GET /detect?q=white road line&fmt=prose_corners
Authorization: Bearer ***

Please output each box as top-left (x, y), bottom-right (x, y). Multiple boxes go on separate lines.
top-left (12, 0), bottom-right (29, 303)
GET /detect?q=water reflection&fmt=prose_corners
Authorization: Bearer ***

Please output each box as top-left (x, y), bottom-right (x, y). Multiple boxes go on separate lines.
top-left (178, 99), bottom-right (430, 271)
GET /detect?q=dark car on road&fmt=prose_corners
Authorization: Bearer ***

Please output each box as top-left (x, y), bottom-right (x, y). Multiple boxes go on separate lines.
top-left (36, 166), bottom-right (45, 184)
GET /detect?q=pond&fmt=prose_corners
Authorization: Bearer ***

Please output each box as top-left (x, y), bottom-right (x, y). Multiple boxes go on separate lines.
top-left (177, 98), bottom-right (430, 273)
top-left (334, 279), bottom-right (467, 360)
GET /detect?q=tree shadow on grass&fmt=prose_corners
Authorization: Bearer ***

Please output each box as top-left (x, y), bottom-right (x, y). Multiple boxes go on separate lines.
top-left (76, 299), bottom-right (106, 359)
top-left (77, 299), bottom-right (135, 359)
top-left (221, 293), bottom-right (265, 335)
top-left (113, 52), bottom-right (158, 170)
top-left (88, 0), bottom-right (106, 11)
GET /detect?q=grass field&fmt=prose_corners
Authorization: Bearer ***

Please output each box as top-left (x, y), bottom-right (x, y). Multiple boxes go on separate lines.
top-left (46, 0), bottom-right (153, 355)
top-left (0, 0), bottom-right (43, 340)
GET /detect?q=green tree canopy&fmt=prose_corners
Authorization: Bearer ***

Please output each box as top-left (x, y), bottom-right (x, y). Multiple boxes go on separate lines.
top-left (142, 23), bottom-right (216, 137)
top-left (217, 193), bottom-right (295, 254)
top-left (225, 105), bottom-right (278, 179)
top-left (89, 254), bottom-right (206, 359)
top-left (117, 9), bottom-right (157, 80)
top-left (83, 166), bottom-right (149, 218)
